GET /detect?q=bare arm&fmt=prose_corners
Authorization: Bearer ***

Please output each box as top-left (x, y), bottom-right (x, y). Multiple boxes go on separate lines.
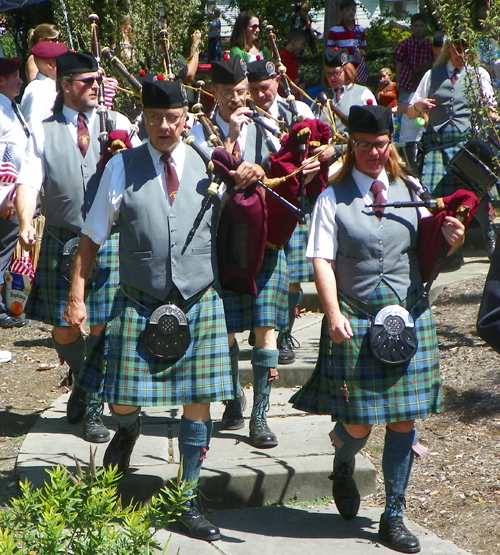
top-left (16, 184), bottom-right (39, 250)
top-left (62, 235), bottom-right (101, 335)
top-left (313, 257), bottom-right (353, 343)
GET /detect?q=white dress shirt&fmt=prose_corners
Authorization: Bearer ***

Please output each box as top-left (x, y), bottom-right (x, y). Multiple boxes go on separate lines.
top-left (20, 73), bottom-right (57, 130)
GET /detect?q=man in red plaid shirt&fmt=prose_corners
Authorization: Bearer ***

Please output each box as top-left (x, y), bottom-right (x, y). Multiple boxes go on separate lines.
top-left (326, 0), bottom-right (368, 85)
top-left (394, 13), bottom-right (434, 103)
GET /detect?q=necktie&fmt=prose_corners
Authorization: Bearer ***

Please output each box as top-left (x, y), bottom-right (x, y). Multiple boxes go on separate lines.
top-left (11, 101), bottom-right (30, 138)
top-left (370, 180), bottom-right (386, 219)
top-left (161, 153), bottom-right (180, 204)
top-left (77, 113), bottom-right (89, 157)
top-left (232, 140), bottom-right (241, 160)
top-left (451, 68), bottom-right (460, 85)
top-left (334, 87), bottom-right (342, 103)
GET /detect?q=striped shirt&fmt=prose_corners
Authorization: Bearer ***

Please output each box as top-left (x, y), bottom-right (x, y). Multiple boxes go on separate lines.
top-left (327, 20), bottom-right (368, 85)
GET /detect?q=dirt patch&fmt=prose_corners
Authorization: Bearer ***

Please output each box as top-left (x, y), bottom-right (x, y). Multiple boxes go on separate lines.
top-left (1, 277), bottom-right (500, 553)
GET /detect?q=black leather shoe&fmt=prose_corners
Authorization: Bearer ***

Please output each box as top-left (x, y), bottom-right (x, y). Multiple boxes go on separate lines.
top-left (221, 391), bottom-right (247, 430)
top-left (0, 315), bottom-right (27, 329)
top-left (378, 516), bottom-right (421, 553)
top-left (172, 498), bottom-right (221, 541)
top-left (83, 403), bottom-right (110, 443)
top-left (66, 387), bottom-right (88, 425)
top-left (278, 331), bottom-right (300, 365)
top-left (103, 418), bottom-right (141, 475)
top-left (329, 460), bottom-right (360, 520)
top-left (249, 415), bottom-right (278, 448)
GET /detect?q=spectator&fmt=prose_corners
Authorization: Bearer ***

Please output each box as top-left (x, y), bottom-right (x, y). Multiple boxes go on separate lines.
top-left (229, 12), bottom-right (270, 63)
top-left (292, 2), bottom-right (319, 55)
top-left (279, 28), bottom-right (309, 99)
top-left (26, 24), bottom-right (60, 82)
top-left (327, 0), bottom-right (368, 85)
top-left (377, 67), bottom-right (398, 110)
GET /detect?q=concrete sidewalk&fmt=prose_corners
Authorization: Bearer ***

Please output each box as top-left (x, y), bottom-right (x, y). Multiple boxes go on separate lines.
top-left (15, 256), bottom-right (489, 555)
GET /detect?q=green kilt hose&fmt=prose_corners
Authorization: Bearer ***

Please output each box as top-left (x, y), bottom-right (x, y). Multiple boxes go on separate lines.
top-left (76, 283), bottom-right (233, 407)
top-left (284, 215), bottom-right (314, 284)
top-left (222, 246), bottom-right (288, 333)
top-left (420, 124), bottom-right (470, 198)
top-left (290, 281), bottom-right (442, 424)
top-left (25, 226), bottom-right (119, 327)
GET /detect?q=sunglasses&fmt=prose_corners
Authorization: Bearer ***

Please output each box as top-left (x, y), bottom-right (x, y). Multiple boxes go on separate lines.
top-left (71, 76), bottom-right (99, 86)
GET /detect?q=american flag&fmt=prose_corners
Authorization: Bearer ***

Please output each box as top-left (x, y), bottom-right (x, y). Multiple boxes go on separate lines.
top-left (0, 144), bottom-right (18, 186)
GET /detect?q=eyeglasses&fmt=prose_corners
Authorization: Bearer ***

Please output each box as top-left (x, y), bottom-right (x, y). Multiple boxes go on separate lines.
top-left (43, 36), bottom-right (60, 42)
top-left (352, 139), bottom-right (391, 152)
top-left (71, 76), bottom-right (99, 86)
top-left (218, 87), bottom-right (248, 99)
top-left (325, 69), bottom-right (344, 78)
top-left (146, 113), bottom-right (184, 127)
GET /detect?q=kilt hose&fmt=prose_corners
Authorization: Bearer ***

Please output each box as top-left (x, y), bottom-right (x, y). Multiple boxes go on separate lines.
top-left (25, 227), bottom-right (119, 327)
top-left (76, 284), bottom-right (233, 407)
top-left (284, 215), bottom-right (314, 284)
top-left (419, 124), bottom-right (472, 199)
top-left (290, 281), bottom-right (442, 425)
top-left (222, 246), bottom-right (288, 333)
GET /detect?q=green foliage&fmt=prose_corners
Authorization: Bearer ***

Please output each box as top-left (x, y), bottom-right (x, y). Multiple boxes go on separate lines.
top-left (0, 459), bottom-right (193, 555)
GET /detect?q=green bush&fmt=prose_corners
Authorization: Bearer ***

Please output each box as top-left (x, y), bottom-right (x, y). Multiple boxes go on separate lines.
top-left (0, 454), bottom-right (193, 555)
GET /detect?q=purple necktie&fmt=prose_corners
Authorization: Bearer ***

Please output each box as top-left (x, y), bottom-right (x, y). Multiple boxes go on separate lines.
top-left (370, 180), bottom-right (385, 219)
top-left (161, 153), bottom-right (180, 204)
top-left (77, 113), bottom-right (89, 157)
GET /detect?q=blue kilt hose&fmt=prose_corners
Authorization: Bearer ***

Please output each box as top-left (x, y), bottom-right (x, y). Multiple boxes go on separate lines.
top-left (290, 281), bottom-right (441, 425)
top-left (420, 124), bottom-right (470, 198)
top-left (222, 246), bottom-right (288, 333)
top-left (284, 215), bottom-right (314, 284)
top-left (25, 226), bottom-right (119, 327)
top-left (76, 284), bottom-right (233, 407)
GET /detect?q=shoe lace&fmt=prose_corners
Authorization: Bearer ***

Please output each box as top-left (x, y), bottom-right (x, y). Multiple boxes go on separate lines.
top-left (386, 495), bottom-right (407, 515)
top-left (329, 461), bottom-right (355, 484)
top-left (251, 393), bottom-right (271, 429)
top-left (86, 402), bottom-right (104, 424)
top-left (222, 399), bottom-right (243, 419)
top-left (286, 333), bottom-right (300, 349)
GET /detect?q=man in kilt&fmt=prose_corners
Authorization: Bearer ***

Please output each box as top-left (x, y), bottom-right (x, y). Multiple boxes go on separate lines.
top-left (189, 56), bottom-right (289, 448)
top-left (16, 51), bottom-right (139, 443)
top-left (291, 105), bottom-right (465, 553)
top-left (63, 78), bottom-right (260, 542)
top-left (246, 58), bottom-right (318, 365)
top-left (407, 37), bottom-right (498, 261)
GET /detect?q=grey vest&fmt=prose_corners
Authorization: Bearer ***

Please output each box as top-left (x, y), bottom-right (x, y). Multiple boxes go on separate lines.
top-left (427, 65), bottom-right (471, 133)
top-left (334, 175), bottom-right (421, 303)
top-left (320, 84), bottom-right (366, 135)
top-left (119, 143), bottom-right (219, 301)
top-left (42, 111), bottom-right (117, 233)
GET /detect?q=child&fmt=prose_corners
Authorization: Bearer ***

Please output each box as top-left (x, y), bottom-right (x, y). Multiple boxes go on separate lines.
top-left (279, 28), bottom-right (309, 99)
top-left (207, 9), bottom-right (222, 62)
top-left (377, 67), bottom-right (398, 110)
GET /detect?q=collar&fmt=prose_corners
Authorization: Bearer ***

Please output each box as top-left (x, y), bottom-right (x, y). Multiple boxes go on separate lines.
top-left (0, 93), bottom-right (13, 109)
top-left (352, 166), bottom-right (389, 197)
top-left (62, 105), bottom-right (95, 126)
top-left (147, 138), bottom-right (185, 170)
top-left (446, 60), bottom-right (462, 78)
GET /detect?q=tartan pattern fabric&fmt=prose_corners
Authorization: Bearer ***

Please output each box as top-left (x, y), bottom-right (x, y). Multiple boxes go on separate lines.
top-left (222, 247), bottom-right (288, 333)
top-left (394, 37), bottom-right (434, 92)
top-left (25, 227), bottom-right (119, 327)
top-left (284, 216), bottom-right (314, 284)
top-left (76, 284), bottom-right (233, 407)
top-left (419, 124), bottom-right (471, 198)
top-left (290, 282), bottom-right (442, 424)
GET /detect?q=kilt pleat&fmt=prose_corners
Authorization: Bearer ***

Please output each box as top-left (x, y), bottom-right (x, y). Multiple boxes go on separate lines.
top-left (222, 246), bottom-right (288, 333)
top-left (76, 284), bottom-right (233, 407)
top-left (290, 282), bottom-right (441, 424)
top-left (284, 216), bottom-right (314, 284)
top-left (420, 125), bottom-right (469, 198)
top-left (25, 227), bottom-right (120, 327)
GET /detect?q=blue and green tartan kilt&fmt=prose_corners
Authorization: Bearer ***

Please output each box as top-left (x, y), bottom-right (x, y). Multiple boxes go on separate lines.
top-left (420, 124), bottom-right (470, 198)
top-left (290, 282), bottom-right (442, 425)
top-left (284, 215), bottom-right (314, 284)
top-left (222, 246), bottom-right (288, 333)
top-left (25, 227), bottom-right (119, 327)
top-left (76, 284), bottom-right (233, 407)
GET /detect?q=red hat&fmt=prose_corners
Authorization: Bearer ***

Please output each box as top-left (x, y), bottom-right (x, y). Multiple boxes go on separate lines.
top-left (0, 58), bottom-right (21, 77)
top-left (31, 41), bottom-right (68, 59)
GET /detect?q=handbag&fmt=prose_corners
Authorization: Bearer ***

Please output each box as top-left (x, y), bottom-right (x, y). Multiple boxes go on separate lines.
top-left (60, 237), bottom-right (100, 284)
top-left (145, 303), bottom-right (191, 362)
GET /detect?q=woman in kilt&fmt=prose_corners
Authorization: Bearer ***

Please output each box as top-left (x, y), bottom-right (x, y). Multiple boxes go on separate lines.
top-left (290, 105), bottom-right (465, 553)
top-left (408, 37), bottom-right (497, 260)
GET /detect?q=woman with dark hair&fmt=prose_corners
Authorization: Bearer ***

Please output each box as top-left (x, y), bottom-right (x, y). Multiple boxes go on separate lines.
top-left (291, 104), bottom-right (465, 554)
top-left (26, 24), bottom-right (60, 82)
top-left (229, 12), bottom-right (270, 63)
top-left (317, 47), bottom-right (376, 137)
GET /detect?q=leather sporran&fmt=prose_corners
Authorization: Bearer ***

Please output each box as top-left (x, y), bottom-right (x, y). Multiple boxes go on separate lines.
top-left (369, 305), bottom-right (418, 365)
top-left (61, 237), bottom-right (100, 284)
top-left (145, 303), bottom-right (191, 362)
